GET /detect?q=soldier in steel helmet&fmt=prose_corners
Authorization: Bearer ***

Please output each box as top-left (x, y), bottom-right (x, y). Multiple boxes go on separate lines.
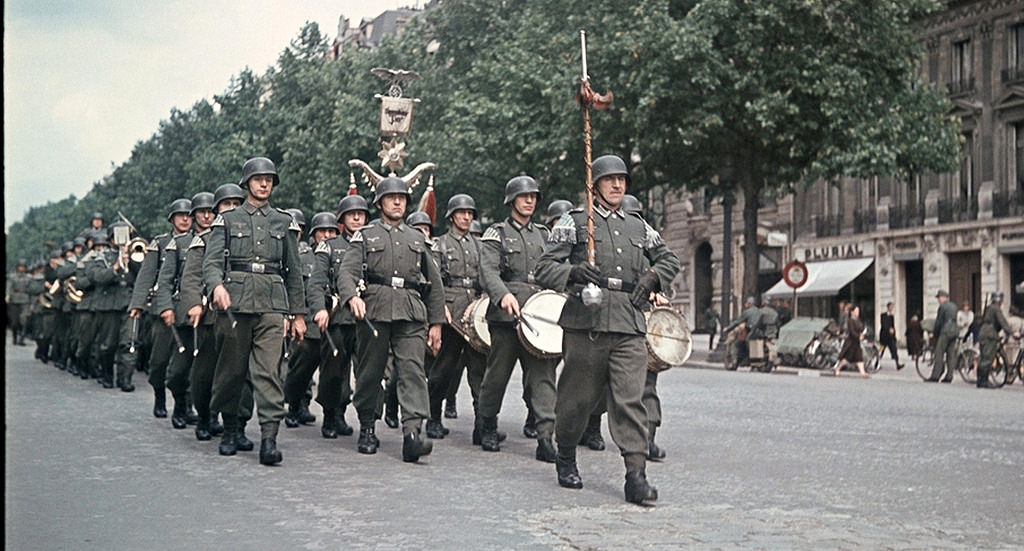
top-left (476, 175), bottom-right (560, 462)
top-left (307, 197), bottom-right (371, 440)
top-left (77, 212), bottom-right (106, 244)
top-left (977, 291), bottom-right (1020, 388)
top-left (536, 154), bottom-right (680, 505)
top-left (180, 183), bottom-right (249, 442)
top-left (6, 259), bottom-right (32, 345)
top-left (422, 193), bottom-right (487, 440)
top-left (202, 157), bottom-right (307, 466)
top-left (85, 224), bottom-right (137, 388)
top-left (155, 197), bottom-right (208, 426)
top-left (336, 176), bottom-right (445, 463)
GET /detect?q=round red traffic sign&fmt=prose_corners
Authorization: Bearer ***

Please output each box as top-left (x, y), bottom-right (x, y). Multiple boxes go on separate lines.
top-left (782, 260), bottom-right (808, 289)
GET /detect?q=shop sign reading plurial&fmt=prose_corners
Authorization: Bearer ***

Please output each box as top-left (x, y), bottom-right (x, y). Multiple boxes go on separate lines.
top-left (798, 240), bottom-right (874, 262)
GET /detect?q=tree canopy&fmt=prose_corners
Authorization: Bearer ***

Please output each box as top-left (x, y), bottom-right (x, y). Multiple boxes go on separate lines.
top-left (7, 0), bottom-right (960, 283)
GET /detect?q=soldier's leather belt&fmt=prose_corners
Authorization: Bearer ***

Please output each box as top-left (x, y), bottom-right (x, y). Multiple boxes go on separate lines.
top-left (572, 277), bottom-right (637, 293)
top-left (367, 275), bottom-right (429, 292)
top-left (504, 274), bottom-right (537, 284)
top-left (443, 277), bottom-right (477, 289)
top-left (230, 262), bottom-right (281, 275)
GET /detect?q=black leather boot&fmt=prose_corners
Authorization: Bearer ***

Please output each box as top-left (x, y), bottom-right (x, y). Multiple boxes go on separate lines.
top-left (335, 408), bottom-right (353, 436)
top-left (119, 369), bottom-right (135, 392)
top-left (357, 425), bottom-right (378, 454)
top-left (556, 455), bottom-right (583, 489)
top-left (444, 395), bottom-right (458, 419)
top-left (523, 409), bottom-right (538, 438)
top-left (579, 416), bottom-right (605, 451)
top-left (184, 395), bottom-right (200, 425)
top-left (624, 471), bottom-right (658, 504)
top-left (235, 423), bottom-right (255, 451)
top-left (425, 418), bottom-right (446, 439)
top-left (209, 414), bottom-right (224, 436)
top-left (480, 417), bottom-right (501, 452)
top-left (284, 404), bottom-right (302, 428)
top-left (195, 417), bottom-right (212, 441)
top-left (298, 403), bottom-right (316, 425)
top-left (171, 399), bottom-right (188, 429)
top-left (536, 436), bottom-right (557, 463)
top-left (402, 427), bottom-right (433, 463)
top-left (259, 422), bottom-right (282, 465)
top-left (321, 408), bottom-right (339, 439)
top-left (647, 424), bottom-right (666, 462)
top-left (384, 394), bottom-right (399, 429)
top-left (219, 428), bottom-right (238, 456)
top-left (153, 387), bottom-right (168, 418)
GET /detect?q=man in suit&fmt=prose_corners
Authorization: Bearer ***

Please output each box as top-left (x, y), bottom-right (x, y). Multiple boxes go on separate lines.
top-left (879, 301), bottom-right (904, 370)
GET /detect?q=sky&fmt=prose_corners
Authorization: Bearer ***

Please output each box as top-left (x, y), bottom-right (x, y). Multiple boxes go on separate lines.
top-left (4, 0), bottom-right (416, 231)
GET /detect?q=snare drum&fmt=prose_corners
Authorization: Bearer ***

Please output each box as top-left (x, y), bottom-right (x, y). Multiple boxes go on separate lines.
top-left (645, 307), bottom-right (691, 372)
top-left (460, 295), bottom-right (492, 354)
top-left (517, 290), bottom-right (567, 359)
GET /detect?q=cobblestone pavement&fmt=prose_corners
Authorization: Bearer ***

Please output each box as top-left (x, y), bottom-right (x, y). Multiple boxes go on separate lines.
top-left (6, 334), bottom-right (1022, 550)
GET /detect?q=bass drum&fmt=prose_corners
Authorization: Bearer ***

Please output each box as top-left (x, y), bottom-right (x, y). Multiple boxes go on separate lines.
top-left (460, 295), bottom-right (492, 355)
top-left (645, 307), bottom-right (691, 372)
top-left (518, 290), bottom-right (567, 359)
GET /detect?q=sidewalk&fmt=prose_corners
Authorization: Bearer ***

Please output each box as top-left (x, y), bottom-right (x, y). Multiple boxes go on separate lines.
top-left (685, 332), bottom-right (929, 382)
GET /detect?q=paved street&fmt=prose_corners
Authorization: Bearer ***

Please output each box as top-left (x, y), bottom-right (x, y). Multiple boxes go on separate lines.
top-left (6, 333), bottom-right (1023, 550)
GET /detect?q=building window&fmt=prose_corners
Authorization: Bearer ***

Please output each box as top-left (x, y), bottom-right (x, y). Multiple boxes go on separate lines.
top-left (1005, 24), bottom-right (1024, 83)
top-left (949, 39), bottom-right (974, 95)
top-left (996, 122), bottom-right (1024, 217)
top-left (940, 131), bottom-right (978, 222)
top-left (960, 131), bottom-right (974, 201)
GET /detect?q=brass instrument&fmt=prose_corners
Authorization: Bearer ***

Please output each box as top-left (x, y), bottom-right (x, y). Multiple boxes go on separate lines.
top-left (64, 275), bottom-right (84, 304)
top-left (128, 237), bottom-right (148, 264)
top-left (39, 278), bottom-right (62, 308)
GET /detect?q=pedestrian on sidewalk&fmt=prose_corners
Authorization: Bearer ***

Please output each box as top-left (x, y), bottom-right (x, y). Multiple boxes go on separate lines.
top-left (879, 301), bottom-right (904, 370)
top-left (906, 314), bottom-right (924, 362)
top-left (833, 305), bottom-right (869, 378)
top-left (703, 301), bottom-right (720, 350)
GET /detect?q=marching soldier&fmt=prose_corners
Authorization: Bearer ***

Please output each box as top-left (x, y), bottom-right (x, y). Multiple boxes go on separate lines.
top-left (77, 212), bottom-right (106, 243)
top-left (476, 176), bottom-right (559, 462)
top-left (202, 157), bottom-right (306, 466)
top-left (36, 250), bottom-right (65, 363)
top-left (7, 259), bottom-right (32, 345)
top-left (337, 176), bottom-right (444, 463)
top-left (426, 194), bottom-right (486, 440)
top-left (85, 231), bottom-right (135, 388)
top-left (181, 184), bottom-right (247, 441)
top-left (130, 203), bottom-right (189, 417)
top-left (155, 197), bottom-right (204, 428)
top-left (55, 242), bottom-right (79, 371)
top-left (306, 197), bottom-right (370, 439)
top-left (72, 241), bottom-right (99, 379)
top-left (536, 154), bottom-right (680, 505)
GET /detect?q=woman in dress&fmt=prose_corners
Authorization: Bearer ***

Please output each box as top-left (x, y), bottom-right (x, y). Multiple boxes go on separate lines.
top-left (833, 305), bottom-right (869, 378)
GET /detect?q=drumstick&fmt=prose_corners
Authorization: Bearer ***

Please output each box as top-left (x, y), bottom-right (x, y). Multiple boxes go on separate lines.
top-left (645, 332), bottom-right (692, 343)
top-left (516, 314), bottom-right (540, 337)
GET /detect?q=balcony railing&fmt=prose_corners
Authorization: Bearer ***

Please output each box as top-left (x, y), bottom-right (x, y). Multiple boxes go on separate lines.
top-left (946, 77), bottom-right (975, 96)
top-left (937, 197), bottom-right (978, 223)
top-left (853, 208), bottom-right (876, 233)
top-left (814, 214), bottom-right (843, 238)
top-left (1002, 66), bottom-right (1024, 84)
top-left (888, 204), bottom-right (925, 230)
top-left (992, 190), bottom-right (1024, 218)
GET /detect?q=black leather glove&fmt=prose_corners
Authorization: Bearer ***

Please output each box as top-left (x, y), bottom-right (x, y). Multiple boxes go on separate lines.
top-left (568, 261), bottom-right (602, 285)
top-left (630, 270), bottom-right (660, 309)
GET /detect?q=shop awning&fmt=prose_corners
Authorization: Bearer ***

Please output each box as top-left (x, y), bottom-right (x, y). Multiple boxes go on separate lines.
top-left (764, 257), bottom-right (874, 299)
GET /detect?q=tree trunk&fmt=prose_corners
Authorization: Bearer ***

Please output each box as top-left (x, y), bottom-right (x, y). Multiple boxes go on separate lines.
top-left (741, 175), bottom-right (760, 304)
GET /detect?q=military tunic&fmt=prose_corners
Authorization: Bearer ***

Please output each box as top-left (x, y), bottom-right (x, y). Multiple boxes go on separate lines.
top-left (283, 240), bottom-right (324, 411)
top-left (155, 230), bottom-right (197, 402)
top-left (535, 204), bottom-right (680, 469)
top-left (476, 217), bottom-right (559, 439)
top-left (72, 251), bottom-right (99, 377)
top-left (929, 299), bottom-right (959, 381)
top-left (129, 233), bottom-right (177, 393)
top-left (6, 270), bottom-right (32, 342)
top-left (427, 229), bottom-right (487, 423)
top-left (978, 302), bottom-right (1012, 385)
top-left (85, 248), bottom-right (135, 385)
top-left (202, 202), bottom-right (305, 432)
top-left (336, 220), bottom-right (445, 429)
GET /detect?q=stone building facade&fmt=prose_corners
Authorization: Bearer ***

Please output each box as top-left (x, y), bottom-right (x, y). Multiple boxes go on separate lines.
top-left (660, 0), bottom-right (1024, 341)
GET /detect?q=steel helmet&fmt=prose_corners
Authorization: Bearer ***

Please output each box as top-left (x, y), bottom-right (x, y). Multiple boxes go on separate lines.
top-left (991, 291), bottom-right (1004, 302)
top-left (545, 199), bottom-right (574, 226)
top-left (445, 194), bottom-right (477, 219)
top-left (373, 176), bottom-right (411, 205)
top-left (469, 220), bottom-right (483, 235)
top-left (190, 192), bottom-right (216, 214)
top-left (73, 237), bottom-right (86, 248)
top-left (214, 183), bottom-right (246, 208)
top-left (591, 154), bottom-right (629, 185)
top-left (621, 194), bottom-right (643, 215)
top-left (16, 258), bottom-right (27, 267)
top-left (406, 211), bottom-right (432, 229)
top-left (309, 212), bottom-right (338, 233)
top-left (239, 157), bottom-right (279, 187)
top-left (286, 208), bottom-right (306, 228)
top-left (504, 175), bottom-right (541, 205)
top-left (91, 211), bottom-right (104, 221)
top-left (166, 198), bottom-right (193, 221)
top-left (60, 241), bottom-right (73, 254)
top-left (336, 195), bottom-right (370, 217)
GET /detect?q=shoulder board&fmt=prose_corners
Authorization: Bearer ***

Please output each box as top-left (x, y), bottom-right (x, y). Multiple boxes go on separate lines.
top-left (187, 236), bottom-right (206, 250)
top-left (349, 230), bottom-right (364, 243)
top-left (481, 226), bottom-right (502, 242)
top-left (288, 219), bottom-right (301, 232)
top-left (548, 212), bottom-right (577, 244)
top-left (428, 238), bottom-right (439, 252)
top-left (568, 207), bottom-right (584, 214)
top-left (211, 215), bottom-right (225, 228)
top-left (314, 241), bottom-right (331, 255)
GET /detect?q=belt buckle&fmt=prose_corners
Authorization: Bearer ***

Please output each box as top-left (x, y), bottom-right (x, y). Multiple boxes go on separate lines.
top-left (607, 277), bottom-right (623, 290)
top-left (527, 273), bottom-right (536, 284)
top-left (462, 278), bottom-right (473, 287)
top-left (391, 276), bottom-right (405, 288)
top-left (251, 262), bottom-right (265, 274)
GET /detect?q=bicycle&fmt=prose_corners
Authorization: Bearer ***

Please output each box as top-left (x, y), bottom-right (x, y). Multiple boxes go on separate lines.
top-left (913, 333), bottom-right (976, 382)
top-left (1005, 341), bottom-right (1023, 386)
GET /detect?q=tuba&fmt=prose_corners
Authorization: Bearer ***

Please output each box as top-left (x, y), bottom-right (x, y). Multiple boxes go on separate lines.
top-left (39, 278), bottom-right (62, 308)
top-left (128, 237), bottom-right (148, 264)
top-left (64, 276), bottom-right (84, 304)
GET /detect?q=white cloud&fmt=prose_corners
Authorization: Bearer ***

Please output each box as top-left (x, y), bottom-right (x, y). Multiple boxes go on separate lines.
top-left (4, 0), bottom-right (415, 231)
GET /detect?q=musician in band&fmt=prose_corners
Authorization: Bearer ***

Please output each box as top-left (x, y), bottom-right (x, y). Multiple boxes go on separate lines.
top-left (306, 196), bottom-right (370, 439)
top-left (536, 154), bottom-right (680, 505)
top-left (202, 157), bottom-right (307, 466)
top-left (336, 177), bottom-right (444, 463)
top-left (84, 232), bottom-right (135, 388)
top-left (476, 176), bottom-right (559, 463)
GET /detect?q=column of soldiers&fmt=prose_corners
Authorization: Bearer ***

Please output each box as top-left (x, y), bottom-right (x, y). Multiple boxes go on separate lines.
top-left (10, 153), bottom-right (686, 504)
